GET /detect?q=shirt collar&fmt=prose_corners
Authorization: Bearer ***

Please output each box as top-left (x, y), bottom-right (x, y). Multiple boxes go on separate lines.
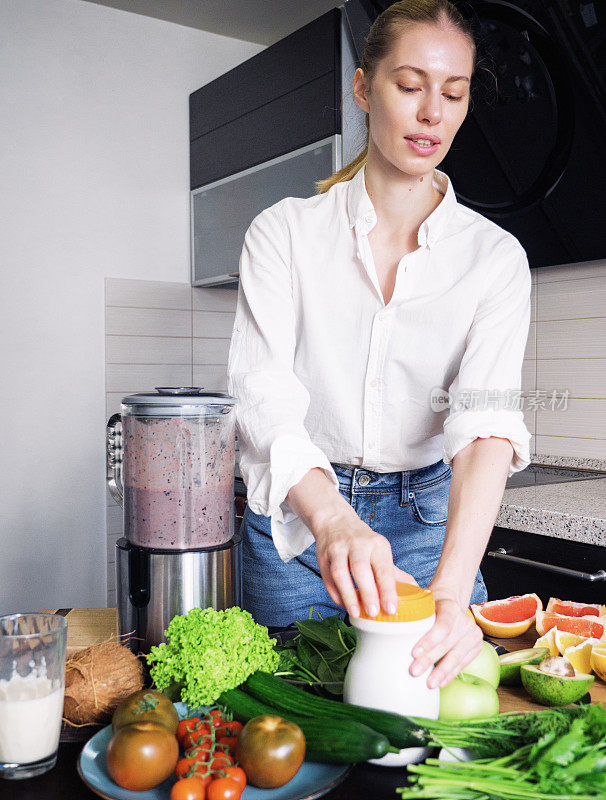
top-left (346, 162), bottom-right (457, 249)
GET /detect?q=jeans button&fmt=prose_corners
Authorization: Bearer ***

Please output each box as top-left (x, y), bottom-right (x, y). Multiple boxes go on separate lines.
top-left (358, 474), bottom-right (371, 487)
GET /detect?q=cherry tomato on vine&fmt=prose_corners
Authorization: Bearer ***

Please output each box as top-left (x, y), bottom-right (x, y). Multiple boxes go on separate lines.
top-left (222, 766), bottom-right (246, 792)
top-left (176, 717), bottom-right (202, 742)
top-left (184, 725), bottom-right (212, 749)
top-left (207, 777), bottom-right (243, 800)
top-left (218, 721), bottom-right (243, 738)
top-left (208, 709), bottom-right (225, 728)
top-left (185, 739), bottom-right (213, 760)
top-left (209, 753), bottom-right (234, 771)
top-left (170, 776), bottom-right (207, 800)
top-left (216, 736), bottom-right (238, 750)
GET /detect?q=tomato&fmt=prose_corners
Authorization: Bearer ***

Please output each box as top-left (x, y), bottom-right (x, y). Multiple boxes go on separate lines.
top-left (216, 736), bottom-right (237, 750)
top-left (235, 715), bottom-right (305, 789)
top-left (209, 753), bottom-right (234, 771)
top-left (208, 709), bottom-right (225, 728)
top-left (177, 717), bottom-right (203, 745)
top-left (112, 689), bottom-right (180, 735)
top-left (218, 721), bottom-right (243, 738)
top-left (184, 724), bottom-right (212, 749)
top-left (177, 758), bottom-right (214, 782)
top-left (183, 738), bottom-right (213, 761)
top-left (176, 751), bottom-right (211, 779)
top-left (106, 722), bottom-right (179, 791)
top-left (186, 744), bottom-right (212, 762)
top-left (222, 766), bottom-right (246, 791)
top-left (170, 776), bottom-right (207, 800)
top-left (207, 777), bottom-right (243, 800)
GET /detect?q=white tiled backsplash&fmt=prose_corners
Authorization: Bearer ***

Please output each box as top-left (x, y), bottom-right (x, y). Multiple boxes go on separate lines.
top-left (104, 260), bottom-right (606, 604)
top-left (104, 277), bottom-right (237, 606)
top-left (521, 260), bottom-right (606, 464)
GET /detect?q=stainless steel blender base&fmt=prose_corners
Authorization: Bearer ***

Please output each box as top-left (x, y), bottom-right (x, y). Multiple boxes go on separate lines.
top-left (116, 535), bottom-right (242, 654)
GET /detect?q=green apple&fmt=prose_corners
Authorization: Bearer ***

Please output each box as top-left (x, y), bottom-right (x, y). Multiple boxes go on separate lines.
top-left (461, 641), bottom-right (501, 688)
top-left (439, 673), bottom-right (499, 721)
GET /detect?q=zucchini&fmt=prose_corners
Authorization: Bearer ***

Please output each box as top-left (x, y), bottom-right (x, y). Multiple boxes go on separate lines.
top-left (243, 670), bottom-right (429, 750)
top-left (218, 687), bottom-right (391, 763)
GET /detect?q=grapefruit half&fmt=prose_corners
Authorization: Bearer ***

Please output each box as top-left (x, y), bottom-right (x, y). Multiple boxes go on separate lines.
top-left (470, 593), bottom-right (542, 638)
top-left (535, 610), bottom-right (606, 640)
top-left (546, 598), bottom-right (605, 617)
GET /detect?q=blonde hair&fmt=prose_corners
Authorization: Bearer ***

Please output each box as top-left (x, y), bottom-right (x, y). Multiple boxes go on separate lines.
top-left (315, 0), bottom-right (478, 194)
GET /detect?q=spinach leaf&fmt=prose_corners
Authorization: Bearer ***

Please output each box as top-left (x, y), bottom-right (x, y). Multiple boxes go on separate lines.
top-left (274, 609), bottom-right (356, 694)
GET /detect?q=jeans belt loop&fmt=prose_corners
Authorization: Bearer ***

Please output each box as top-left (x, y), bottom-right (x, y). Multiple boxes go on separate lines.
top-left (400, 469), bottom-right (410, 507)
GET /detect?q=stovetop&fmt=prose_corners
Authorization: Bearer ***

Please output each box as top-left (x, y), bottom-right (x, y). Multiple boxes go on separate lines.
top-left (505, 464), bottom-right (606, 489)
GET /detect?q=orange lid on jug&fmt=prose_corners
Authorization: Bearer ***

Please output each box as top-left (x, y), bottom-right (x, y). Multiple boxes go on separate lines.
top-left (357, 582), bottom-right (435, 622)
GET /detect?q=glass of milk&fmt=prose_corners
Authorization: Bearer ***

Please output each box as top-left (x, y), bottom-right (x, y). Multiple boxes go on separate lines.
top-left (0, 613), bottom-right (68, 779)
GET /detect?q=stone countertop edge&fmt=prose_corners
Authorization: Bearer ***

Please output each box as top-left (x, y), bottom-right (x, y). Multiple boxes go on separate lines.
top-left (531, 453), bottom-right (606, 472)
top-left (497, 500), bottom-right (606, 547)
top-left (498, 457), bottom-right (606, 546)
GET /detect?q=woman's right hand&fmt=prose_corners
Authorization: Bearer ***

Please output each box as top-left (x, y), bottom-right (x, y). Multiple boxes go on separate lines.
top-left (312, 508), bottom-right (418, 619)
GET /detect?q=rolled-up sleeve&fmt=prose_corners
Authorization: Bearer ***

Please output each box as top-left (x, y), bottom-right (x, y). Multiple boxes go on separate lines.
top-left (442, 244), bottom-right (532, 476)
top-left (227, 203), bottom-right (340, 562)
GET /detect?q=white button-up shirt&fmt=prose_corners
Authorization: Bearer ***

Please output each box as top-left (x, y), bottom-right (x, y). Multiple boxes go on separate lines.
top-left (227, 164), bottom-right (531, 562)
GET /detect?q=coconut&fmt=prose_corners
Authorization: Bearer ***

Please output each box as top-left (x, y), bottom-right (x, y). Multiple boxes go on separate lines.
top-left (63, 641), bottom-right (144, 725)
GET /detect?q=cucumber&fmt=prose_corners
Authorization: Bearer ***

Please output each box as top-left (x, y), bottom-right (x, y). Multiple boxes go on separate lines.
top-left (218, 687), bottom-right (391, 763)
top-left (242, 670), bottom-right (429, 750)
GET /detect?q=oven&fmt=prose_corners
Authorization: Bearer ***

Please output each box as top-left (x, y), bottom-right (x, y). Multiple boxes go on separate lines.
top-left (481, 527), bottom-right (606, 605)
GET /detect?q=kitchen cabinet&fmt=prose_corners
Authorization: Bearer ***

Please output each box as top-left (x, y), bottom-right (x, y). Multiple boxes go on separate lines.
top-left (481, 526), bottom-right (606, 605)
top-left (189, 8), bottom-right (341, 190)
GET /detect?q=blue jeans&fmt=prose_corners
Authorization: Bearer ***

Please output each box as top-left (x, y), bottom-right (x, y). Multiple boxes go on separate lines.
top-left (240, 458), bottom-right (488, 626)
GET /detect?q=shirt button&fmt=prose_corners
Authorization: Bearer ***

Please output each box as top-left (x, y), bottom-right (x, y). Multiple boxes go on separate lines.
top-left (358, 474), bottom-right (371, 486)
top-left (364, 213), bottom-right (374, 223)
top-left (370, 379), bottom-right (379, 388)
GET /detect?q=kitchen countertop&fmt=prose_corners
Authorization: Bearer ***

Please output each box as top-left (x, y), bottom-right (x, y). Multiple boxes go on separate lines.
top-left (498, 470), bottom-right (606, 547)
top-left (9, 608), bottom-right (605, 800)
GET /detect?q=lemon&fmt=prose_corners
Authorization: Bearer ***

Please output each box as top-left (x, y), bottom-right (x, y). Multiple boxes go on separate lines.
top-left (554, 630), bottom-right (586, 656)
top-left (590, 646), bottom-right (606, 682)
top-left (534, 628), bottom-right (558, 657)
top-left (564, 640), bottom-right (597, 674)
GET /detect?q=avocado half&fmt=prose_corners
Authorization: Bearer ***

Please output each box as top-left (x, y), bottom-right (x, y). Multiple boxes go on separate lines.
top-left (521, 663), bottom-right (594, 706)
top-left (499, 647), bottom-right (550, 686)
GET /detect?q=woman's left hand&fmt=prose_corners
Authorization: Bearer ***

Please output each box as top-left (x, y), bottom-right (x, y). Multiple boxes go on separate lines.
top-left (409, 593), bottom-right (484, 689)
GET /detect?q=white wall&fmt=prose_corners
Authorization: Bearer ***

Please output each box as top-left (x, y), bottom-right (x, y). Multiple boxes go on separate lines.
top-left (0, 0), bottom-right (264, 613)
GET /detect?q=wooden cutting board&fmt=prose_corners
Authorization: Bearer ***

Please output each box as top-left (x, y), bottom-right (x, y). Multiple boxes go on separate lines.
top-left (41, 608), bottom-right (118, 655)
top-left (490, 627), bottom-right (606, 711)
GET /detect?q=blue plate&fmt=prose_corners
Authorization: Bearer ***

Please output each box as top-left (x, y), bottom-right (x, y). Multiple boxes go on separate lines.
top-left (78, 702), bottom-right (351, 800)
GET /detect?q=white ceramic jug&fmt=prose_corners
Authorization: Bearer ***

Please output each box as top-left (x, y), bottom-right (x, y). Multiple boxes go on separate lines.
top-left (343, 583), bottom-right (440, 767)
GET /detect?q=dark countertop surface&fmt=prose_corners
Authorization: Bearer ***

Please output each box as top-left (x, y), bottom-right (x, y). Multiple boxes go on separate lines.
top-left (0, 744), bottom-right (415, 800)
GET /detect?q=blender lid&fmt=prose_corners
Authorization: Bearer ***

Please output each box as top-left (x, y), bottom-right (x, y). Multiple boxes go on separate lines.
top-left (121, 387), bottom-right (236, 416)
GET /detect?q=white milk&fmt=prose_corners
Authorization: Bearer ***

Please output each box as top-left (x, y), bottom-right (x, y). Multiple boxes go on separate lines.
top-left (0, 672), bottom-right (64, 764)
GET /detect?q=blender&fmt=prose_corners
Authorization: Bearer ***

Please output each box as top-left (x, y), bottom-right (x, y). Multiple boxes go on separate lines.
top-left (106, 388), bottom-right (241, 654)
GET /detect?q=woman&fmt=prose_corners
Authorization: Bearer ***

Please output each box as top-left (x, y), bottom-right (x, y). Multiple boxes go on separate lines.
top-left (227, 0), bottom-right (531, 690)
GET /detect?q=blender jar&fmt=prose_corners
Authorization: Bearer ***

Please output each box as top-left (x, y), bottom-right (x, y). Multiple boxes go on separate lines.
top-left (107, 388), bottom-right (236, 550)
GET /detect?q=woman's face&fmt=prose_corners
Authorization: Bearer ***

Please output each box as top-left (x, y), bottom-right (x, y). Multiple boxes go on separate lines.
top-left (354, 23), bottom-right (474, 175)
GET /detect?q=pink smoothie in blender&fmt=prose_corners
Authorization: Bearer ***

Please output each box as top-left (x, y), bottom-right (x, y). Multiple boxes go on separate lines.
top-left (118, 390), bottom-right (236, 550)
